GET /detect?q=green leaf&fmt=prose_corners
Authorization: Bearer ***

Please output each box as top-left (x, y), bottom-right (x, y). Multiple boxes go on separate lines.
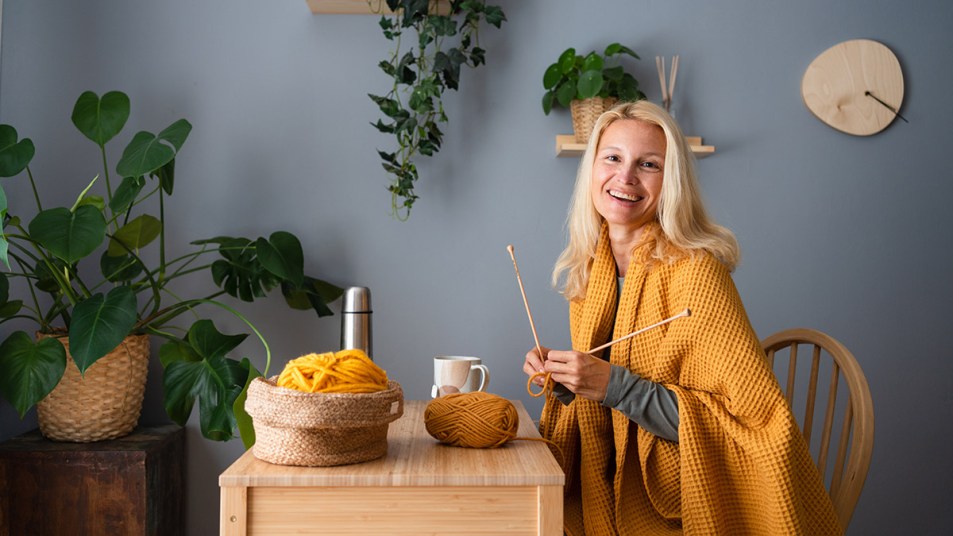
top-left (582, 52), bottom-right (603, 72)
top-left (577, 70), bottom-right (604, 99)
top-left (108, 214), bottom-right (161, 256)
top-left (555, 81), bottom-right (576, 108)
top-left (159, 338), bottom-right (203, 368)
top-left (0, 184), bottom-right (8, 268)
top-left (71, 91), bottom-right (130, 146)
top-left (256, 231), bottom-right (304, 288)
top-left (281, 276), bottom-right (343, 317)
top-left (163, 353), bottom-right (248, 441)
top-left (76, 195), bottom-right (105, 211)
top-left (614, 44), bottom-right (640, 59)
top-left (68, 286), bottom-right (138, 374)
top-left (187, 319), bottom-right (248, 361)
top-left (201, 236), bottom-right (278, 302)
top-left (0, 299), bottom-right (23, 318)
top-left (0, 333), bottom-right (67, 418)
top-left (29, 205), bottom-right (107, 264)
top-left (542, 92), bottom-right (556, 115)
top-left (100, 250), bottom-right (143, 282)
top-left (0, 272), bottom-right (8, 304)
top-left (484, 5), bottom-right (506, 27)
top-left (234, 358), bottom-right (261, 449)
top-left (604, 43), bottom-right (622, 56)
top-left (154, 159), bottom-right (175, 195)
top-left (115, 119), bottom-right (192, 178)
top-left (558, 48), bottom-right (577, 74)
top-left (0, 125), bottom-right (35, 177)
top-left (543, 63), bottom-right (563, 90)
top-left (109, 176), bottom-right (145, 214)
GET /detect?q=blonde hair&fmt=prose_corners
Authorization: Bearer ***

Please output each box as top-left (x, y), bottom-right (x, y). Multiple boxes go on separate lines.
top-left (552, 100), bottom-right (739, 300)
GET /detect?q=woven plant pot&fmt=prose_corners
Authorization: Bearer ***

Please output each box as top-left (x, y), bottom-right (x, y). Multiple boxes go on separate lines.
top-left (570, 96), bottom-right (618, 143)
top-left (245, 377), bottom-right (404, 467)
top-left (36, 333), bottom-right (150, 442)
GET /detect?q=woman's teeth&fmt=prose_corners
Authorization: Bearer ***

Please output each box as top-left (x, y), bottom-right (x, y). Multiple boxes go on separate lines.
top-left (609, 190), bottom-right (642, 202)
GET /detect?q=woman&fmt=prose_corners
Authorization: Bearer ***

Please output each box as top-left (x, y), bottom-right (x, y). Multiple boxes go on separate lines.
top-left (524, 100), bottom-right (840, 534)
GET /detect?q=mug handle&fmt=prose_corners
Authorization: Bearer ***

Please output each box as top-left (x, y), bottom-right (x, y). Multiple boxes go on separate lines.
top-left (472, 364), bottom-right (490, 392)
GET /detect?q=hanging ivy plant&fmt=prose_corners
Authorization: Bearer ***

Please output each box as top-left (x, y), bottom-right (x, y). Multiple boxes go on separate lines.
top-left (370, 0), bottom-right (505, 220)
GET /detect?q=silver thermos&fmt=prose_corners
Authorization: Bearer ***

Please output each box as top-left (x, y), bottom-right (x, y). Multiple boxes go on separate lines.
top-left (340, 286), bottom-right (373, 359)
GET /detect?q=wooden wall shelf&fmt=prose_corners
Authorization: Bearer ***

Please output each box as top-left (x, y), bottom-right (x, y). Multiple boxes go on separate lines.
top-left (555, 135), bottom-right (715, 158)
top-left (306, 0), bottom-right (450, 14)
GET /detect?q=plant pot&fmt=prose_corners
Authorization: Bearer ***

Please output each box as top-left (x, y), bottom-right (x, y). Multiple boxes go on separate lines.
top-left (570, 97), bottom-right (618, 143)
top-left (36, 333), bottom-right (150, 442)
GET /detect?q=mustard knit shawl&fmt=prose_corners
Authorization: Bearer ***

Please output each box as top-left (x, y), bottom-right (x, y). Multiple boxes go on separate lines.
top-left (539, 225), bottom-right (841, 535)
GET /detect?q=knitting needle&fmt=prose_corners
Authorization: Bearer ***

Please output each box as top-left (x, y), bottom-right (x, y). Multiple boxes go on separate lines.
top-left (586, 308), bottom-right (691, 354)
top-left (506, 245), bottom-right (553, 397)
top-left (526, 307), bottom-right (692, 396)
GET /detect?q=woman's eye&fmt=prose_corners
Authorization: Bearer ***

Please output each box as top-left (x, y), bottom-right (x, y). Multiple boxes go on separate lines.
top-left (604, 154), bottom-right (621, 162)
top-left (640, 160), bottom-right (661, 171)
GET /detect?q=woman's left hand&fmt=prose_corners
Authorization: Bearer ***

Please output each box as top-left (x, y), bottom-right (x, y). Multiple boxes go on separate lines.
top-left (544, 350), bottom-right (612, 401)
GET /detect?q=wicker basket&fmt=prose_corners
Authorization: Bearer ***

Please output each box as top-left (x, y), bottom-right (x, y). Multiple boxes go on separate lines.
top-left (36, 334), bottom-right (150, 442)
top-left (246, 376), bottom-right (404, 467)
top-left (570, 96), bottom-right (618, 143)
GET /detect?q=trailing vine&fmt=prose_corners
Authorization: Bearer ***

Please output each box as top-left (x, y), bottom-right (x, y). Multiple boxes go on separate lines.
top-left (370, 0), bottom-right (505, 220)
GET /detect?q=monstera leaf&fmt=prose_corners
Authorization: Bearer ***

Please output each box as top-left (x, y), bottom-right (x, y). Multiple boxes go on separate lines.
top-left (71, 91), bottom-right (130, 146)
top-left (29, 205), bottom-right (107, 264)
top-left (68, 286), bottom-right (138, 373)
top-left (161, 319), bottom-right (251, 441)
top-left (0, 333), bottom-right (67, 417)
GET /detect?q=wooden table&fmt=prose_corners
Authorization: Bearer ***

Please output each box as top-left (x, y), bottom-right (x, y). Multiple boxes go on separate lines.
top-left (219, 400), bottom-right (564, 535)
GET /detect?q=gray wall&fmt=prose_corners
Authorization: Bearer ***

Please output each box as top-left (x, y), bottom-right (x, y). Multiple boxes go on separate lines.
top-left (2, 1), bottom-right (951, 534)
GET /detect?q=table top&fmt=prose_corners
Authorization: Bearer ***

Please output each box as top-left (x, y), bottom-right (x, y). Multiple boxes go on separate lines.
top-left (219, 399), bottom-right (564, 488)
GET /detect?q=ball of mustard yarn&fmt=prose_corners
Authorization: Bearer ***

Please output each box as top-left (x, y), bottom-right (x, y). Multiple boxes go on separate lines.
top-left (424, 391), bottom-right (519, 448)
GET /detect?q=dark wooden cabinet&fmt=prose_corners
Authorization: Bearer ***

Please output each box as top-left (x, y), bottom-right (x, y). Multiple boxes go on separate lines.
top-left (0, 425), bottom-right (185, 536)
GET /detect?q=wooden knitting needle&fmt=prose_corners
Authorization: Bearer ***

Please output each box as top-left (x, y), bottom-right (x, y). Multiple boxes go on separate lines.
top-left (506, 245), bottom-right (553, 397)
top-left (587, 308), bottom-right (691, 354)
top-left (527, 308), bottom-right (692, 395)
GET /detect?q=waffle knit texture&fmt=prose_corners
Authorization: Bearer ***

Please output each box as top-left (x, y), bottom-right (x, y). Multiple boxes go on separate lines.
top-left (539, 224), bottom-right (841, 535)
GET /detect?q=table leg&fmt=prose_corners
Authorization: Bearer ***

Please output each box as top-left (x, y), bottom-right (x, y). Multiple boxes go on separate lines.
top-left (538, 485), bottom-right (563, 536)
top-left (220, 486), bottom-right (248, 536)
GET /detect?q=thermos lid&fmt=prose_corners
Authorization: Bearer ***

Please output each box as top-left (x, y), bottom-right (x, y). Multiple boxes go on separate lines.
top-left (342, 286), bottom-right (372, 313)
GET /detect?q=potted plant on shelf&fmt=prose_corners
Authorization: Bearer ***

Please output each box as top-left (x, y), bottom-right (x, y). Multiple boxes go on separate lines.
top-left (541, 43), bottom-right (647, 143)
top-left (0, 90), bottom-right (342, 446)
top-left (370, 0), bottom-right (505, 220)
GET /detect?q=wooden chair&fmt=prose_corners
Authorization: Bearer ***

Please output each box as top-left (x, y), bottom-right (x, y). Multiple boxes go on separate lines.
top-left (761, 328), bottom-right (874, 531)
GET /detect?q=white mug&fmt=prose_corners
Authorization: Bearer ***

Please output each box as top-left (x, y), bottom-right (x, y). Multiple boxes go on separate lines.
top-left (431, 355), bottom-right (490, 398)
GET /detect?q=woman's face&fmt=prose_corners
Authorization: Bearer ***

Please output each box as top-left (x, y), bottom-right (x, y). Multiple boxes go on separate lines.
top-left (590, 119), bottom-right (666, 236)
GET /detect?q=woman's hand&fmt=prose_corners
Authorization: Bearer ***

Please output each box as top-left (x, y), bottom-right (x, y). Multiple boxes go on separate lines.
top-left (543, 350), bottom-right (611, 401)
top-left (523, 346), bottom-right (552, 386)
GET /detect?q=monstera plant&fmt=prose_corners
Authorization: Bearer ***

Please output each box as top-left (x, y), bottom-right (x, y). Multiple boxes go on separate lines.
top-left (0, 90), bottom-right (341, 445)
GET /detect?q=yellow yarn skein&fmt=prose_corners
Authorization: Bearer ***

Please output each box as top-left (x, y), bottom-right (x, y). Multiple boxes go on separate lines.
top-left (425, 392), bottom-right (519, 448)
top-left (277, 349), bottom-right (388, 393)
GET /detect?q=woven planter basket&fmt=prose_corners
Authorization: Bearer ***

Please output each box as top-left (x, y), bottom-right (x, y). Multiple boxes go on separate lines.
top-left (246, 376), bottom-right (404, 467)
top-left (36, 333), bottom-right (150, 442)
top-left (570, 96), bottom-right (618, 143)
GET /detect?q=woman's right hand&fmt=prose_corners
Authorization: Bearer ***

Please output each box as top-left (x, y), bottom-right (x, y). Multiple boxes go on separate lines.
top-left (524, 346), bottom-right (552, 386)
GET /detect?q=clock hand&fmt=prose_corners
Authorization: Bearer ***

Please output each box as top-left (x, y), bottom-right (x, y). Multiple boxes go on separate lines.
top-left (865, 90), bottom-right (909, 123)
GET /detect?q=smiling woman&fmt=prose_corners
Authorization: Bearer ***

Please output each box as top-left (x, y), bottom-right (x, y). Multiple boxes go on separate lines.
top-left (523, 100), bottom-right (842, 534)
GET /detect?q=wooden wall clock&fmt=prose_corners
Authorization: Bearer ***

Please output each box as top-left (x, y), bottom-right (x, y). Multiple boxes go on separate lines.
top-left (801, 39), bottom-right (905, 136)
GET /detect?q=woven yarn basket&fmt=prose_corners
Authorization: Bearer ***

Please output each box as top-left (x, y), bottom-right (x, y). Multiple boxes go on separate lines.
top-left (570, 96), bottom-right (618, 143)
top-left (246, 376), bottom-right (404, 467)
top-left (36, 334), bottom-right (150, 442)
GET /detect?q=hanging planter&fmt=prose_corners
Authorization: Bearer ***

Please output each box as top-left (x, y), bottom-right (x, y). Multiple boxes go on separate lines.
top-left (370, 0), bottom-right (506, 220)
